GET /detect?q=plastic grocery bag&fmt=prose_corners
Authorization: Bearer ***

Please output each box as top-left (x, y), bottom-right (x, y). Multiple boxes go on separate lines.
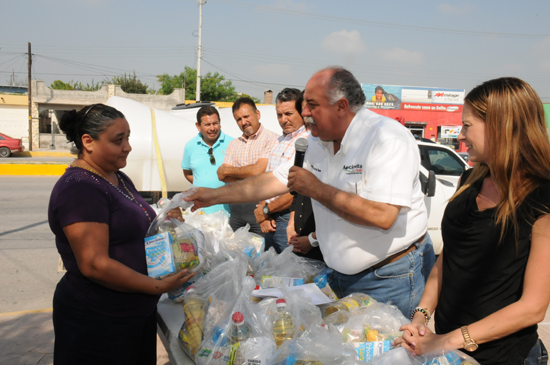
top-left (256, 246), bottom-right (326, 289)
top-left (178, 254), bottom-right (248, 358)
top-left (197, 254), bottom-right (250, 339)
top-left (144, 190), bottom-right (205, 279)
top-left (324, 301), bottom-right (408, 362)
top-left (184, 209), bottom-right (233, 242)
top-left (225, 224), bottom-right (265, 260)
top-left (257, 286), bottom-right (323, 349)
top-left (179, 286), bottom-right (207, 358)
top-left (267, 322), bottom-right (349, 365)
top-left (365, 348), bottom-right (480, 365)
top-left (195, 276), bottom-right (277, 365)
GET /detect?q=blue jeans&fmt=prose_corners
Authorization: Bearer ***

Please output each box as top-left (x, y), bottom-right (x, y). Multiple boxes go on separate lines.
top-left (524, 339), bottom-right (548, 365)
top-left (333, 233), bottom-right (435, 319)
top-left (264, 211), bottom-right (291, 254)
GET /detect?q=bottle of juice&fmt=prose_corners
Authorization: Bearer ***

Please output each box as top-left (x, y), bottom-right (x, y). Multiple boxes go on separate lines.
top-left (228, 311), bottom-right (252, 365)
top-left (272, 298), bottom-right (295, 348)
top-left (323, 293), bottom-right (376, 317)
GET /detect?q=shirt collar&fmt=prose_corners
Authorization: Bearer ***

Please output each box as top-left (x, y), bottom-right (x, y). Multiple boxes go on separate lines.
top-left (198, 131), bottom-right (226, 148)
top-left (239, 124), bottom-right (264, 141)
top-left (282, 125), bottom-right (306, 139)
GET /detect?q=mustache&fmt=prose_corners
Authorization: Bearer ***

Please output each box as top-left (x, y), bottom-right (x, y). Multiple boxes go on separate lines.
top-left (304, 116), bottom-right (317, 126)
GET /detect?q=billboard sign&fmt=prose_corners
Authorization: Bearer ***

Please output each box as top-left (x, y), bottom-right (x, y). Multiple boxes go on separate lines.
top-left (362, 84), bottom-right (465, 112)
top-left (440, 125), bottom-right (462, 138)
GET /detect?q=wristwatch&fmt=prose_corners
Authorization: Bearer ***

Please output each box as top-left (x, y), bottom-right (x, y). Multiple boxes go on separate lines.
top-left (461, 326), bottom-right (478, 352)
top-left (263, 204), bottom-right (270, 216)
top-left (308, 232), bottom-right (319, 247)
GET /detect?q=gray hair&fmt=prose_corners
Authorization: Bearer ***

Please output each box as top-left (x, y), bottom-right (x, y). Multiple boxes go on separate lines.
top-left (324, 67), bottom-right (366, 113)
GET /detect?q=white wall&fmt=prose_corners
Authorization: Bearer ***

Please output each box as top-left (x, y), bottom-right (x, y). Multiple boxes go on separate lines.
top-left (0, 105), bottom-right (27, 139)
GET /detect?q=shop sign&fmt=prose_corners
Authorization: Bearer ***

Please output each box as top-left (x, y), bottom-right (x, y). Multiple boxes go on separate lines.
top-left (362, 83), bottom-right (465, 112)
top-left (441, 126), bottom-right (462, 138)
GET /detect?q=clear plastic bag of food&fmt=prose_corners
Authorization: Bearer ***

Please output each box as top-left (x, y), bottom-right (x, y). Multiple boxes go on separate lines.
top-left (179, 285), bottom-right (208, 358)
top-left (195, 254), bottom-right (250, 339)
top-left (267, 322), bottom-right (349, 365)
top-left (256, 246), bottom-right (326, 289)
top-left (324, 301), bottom-right (408, 362)
top-left (257, 287), bottom-right (323, 349)
top-left (144, 189), bottom-right (205, 279)
top-left (195, 277), bottom-right (276, 365)
top-left (365, 348), bottom-right (480, 365)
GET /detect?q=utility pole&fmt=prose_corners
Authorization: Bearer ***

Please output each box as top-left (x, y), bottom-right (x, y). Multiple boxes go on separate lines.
top-left (196, 0), bottom-right (207, 102)
top-left (27, 42), bottom-right (32, 151)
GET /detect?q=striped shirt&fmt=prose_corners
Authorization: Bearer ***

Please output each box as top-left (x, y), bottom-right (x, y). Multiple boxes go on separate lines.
top-left (266, 126), bottom-right (310, 172)
top-left (223, 124), bottom-right (279, 167)
top-left (265, 125), bottom-right (310, 203)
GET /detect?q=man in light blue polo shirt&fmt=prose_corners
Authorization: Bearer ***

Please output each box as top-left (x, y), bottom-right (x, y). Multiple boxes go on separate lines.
top-left (182, 105), bottom-right (233, 214)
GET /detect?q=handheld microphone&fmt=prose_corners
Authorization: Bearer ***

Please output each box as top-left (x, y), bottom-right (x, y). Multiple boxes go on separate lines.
top-left (291, 138), bottom-right (309, 195)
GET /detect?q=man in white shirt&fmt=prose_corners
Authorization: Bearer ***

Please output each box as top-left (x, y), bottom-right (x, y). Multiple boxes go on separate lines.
top-left (186, 67), bottom-right (435, 318)
top-left (253, 88), bottom-right (310, 253)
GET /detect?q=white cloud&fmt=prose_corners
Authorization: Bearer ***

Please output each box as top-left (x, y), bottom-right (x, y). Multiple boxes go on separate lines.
top-left (321, 30), bottom-right (367, 54)
top-left (438, 3), bottom-right (474, 15)
top-left (253, 63), bottom-right (292, 78)
top-left (377, 47), bottom-right (424, 65)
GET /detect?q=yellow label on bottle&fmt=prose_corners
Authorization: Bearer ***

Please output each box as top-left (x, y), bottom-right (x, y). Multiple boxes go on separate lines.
top-left (341, 298), bottom-right (360, 311)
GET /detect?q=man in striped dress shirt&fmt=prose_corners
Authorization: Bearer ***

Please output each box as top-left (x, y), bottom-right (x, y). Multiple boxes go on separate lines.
top-left (254, 88), bottom-right (310, 253)
top-left (217, 97), bottom-right (279, 235)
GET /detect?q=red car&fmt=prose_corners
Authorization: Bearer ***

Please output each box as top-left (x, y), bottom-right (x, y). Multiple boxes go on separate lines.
top-left (0, 132), bottom-right (24, 157)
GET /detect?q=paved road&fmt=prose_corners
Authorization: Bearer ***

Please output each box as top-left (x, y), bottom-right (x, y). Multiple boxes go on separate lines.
top-left (0, 176), bottom-right (62, 313)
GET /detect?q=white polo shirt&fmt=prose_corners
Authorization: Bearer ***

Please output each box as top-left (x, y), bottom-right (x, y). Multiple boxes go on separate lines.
top-left (273, 108), bottom-right (427, 275)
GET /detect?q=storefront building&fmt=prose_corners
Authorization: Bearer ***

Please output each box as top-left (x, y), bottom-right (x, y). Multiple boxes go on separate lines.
top-left (362, 83), bottom-right (466, 152)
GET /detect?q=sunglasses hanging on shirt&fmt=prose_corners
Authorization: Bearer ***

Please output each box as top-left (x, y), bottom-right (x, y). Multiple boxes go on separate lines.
top-left (208, 147), bottom-right (216, 165)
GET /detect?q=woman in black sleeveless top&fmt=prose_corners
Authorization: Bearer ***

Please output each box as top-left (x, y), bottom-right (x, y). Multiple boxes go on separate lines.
top-left (395, 77), bottom-right (550, 364)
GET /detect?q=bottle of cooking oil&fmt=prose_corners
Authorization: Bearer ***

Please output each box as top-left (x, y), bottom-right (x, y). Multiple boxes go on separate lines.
top-left (323, 293), bottom-right (376, 317)
top-left (228, 311), bottom-right (252, 365)
top-left (272, 298), bottom-right (295, 348)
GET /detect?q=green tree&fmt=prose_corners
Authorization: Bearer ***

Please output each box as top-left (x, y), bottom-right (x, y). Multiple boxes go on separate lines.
top-left (51, 80), bottom-right (74, 90)
top-left (104, 72), bottom-right (149, 94)
top-left (50, 79), bottom-right (102, 91)
top-left (156, 66), bottom-right (197, 98)
top-left (156, 67), bottom-right (260, 103)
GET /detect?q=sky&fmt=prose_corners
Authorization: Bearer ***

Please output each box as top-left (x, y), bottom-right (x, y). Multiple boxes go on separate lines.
top-left (1, 0), bottom-right (550, 103)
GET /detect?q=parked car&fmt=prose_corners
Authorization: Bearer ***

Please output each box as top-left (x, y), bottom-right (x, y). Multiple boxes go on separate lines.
top-left (416, 139), bottom-right (470, 188)
top-left (0, 132), bottom-right (24, 157)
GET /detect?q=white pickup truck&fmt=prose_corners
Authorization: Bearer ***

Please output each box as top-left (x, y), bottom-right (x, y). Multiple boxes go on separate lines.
top-left (107, 97), bottom-right (468, 255)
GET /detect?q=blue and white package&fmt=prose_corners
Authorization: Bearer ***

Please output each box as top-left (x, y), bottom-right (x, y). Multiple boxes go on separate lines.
top-left (354, 341), bottom-right (392, 362)
top-left (145, 232), bottom-right (176, 279)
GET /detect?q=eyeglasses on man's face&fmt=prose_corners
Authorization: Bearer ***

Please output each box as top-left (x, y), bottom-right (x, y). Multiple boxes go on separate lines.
top-left (208, 147), bottom-right (216, 165)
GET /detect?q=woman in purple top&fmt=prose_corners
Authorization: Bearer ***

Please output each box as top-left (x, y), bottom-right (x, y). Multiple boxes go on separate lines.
top-left (49, 104), bottom-right (195, 364)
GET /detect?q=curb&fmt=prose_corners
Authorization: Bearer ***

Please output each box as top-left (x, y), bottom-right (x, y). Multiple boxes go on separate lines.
top-left (0, 307), bottom-right (53, 317)
top-left (13, 151), bottom-right (75, 158)
top-left (0, 164), bottom-right (68, 176)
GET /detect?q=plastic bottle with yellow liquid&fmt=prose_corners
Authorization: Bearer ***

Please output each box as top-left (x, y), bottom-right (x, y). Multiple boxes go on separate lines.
top-left (323, 293), bottom-right (376, 317)
top-left (272, 298), bottom-right (295, 348)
